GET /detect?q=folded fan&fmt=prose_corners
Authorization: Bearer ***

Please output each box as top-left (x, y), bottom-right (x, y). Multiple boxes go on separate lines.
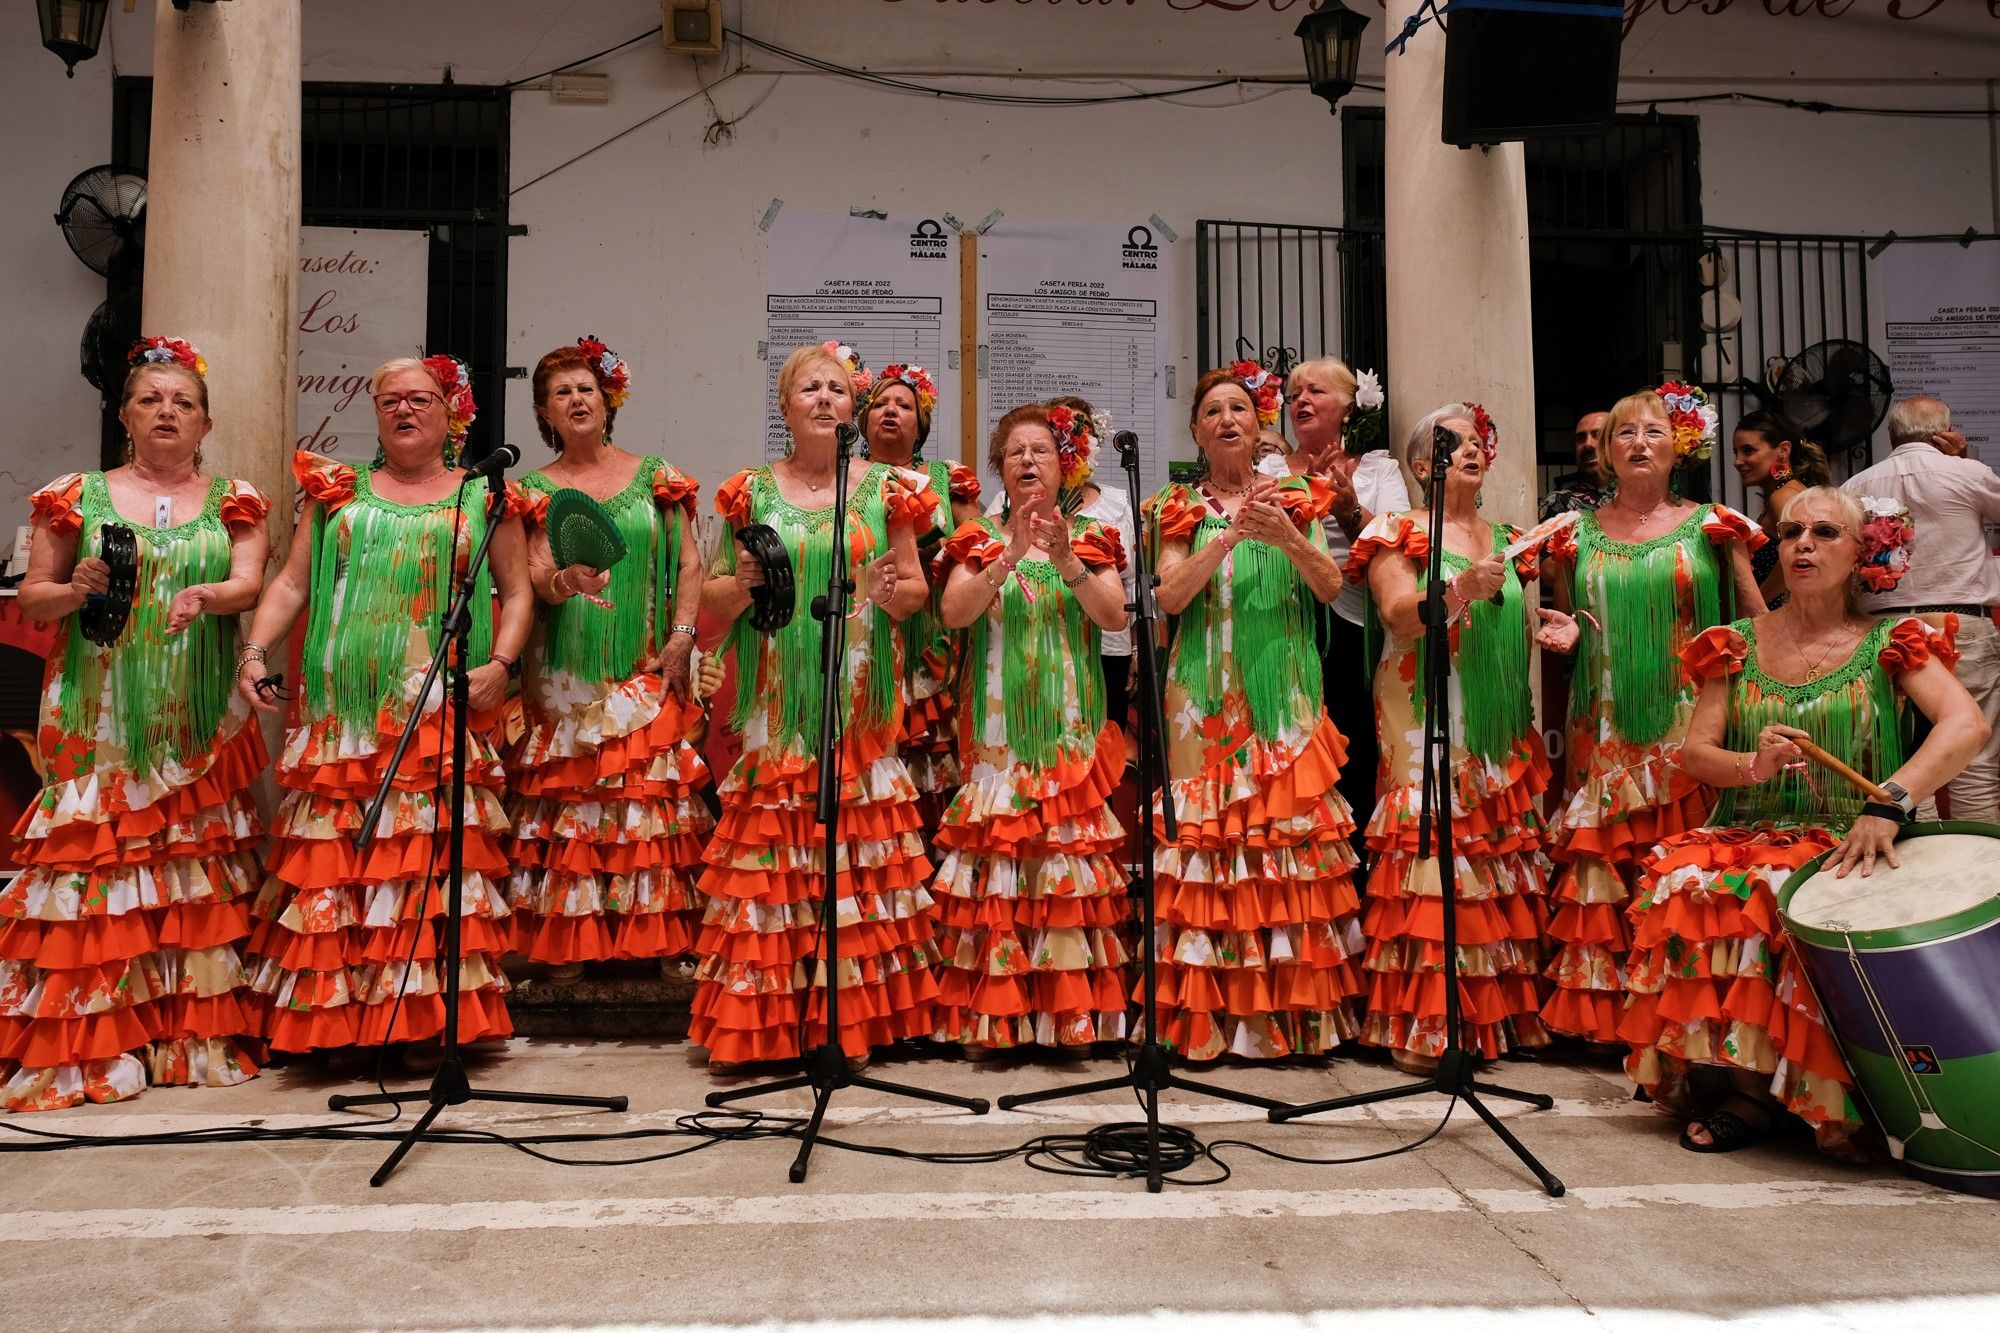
top-left (546, 488), bottom-right (628, 572)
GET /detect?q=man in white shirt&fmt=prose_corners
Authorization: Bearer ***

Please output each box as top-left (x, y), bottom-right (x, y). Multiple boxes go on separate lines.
top-left (1843, 395), bottom-right (2000, 819)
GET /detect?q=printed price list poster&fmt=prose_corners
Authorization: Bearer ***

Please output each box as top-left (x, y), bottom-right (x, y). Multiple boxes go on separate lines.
top-left (979, 221), bottom-right (1175, 501)
top-left (1878, 242), bottom-right (2000, 469)
top-left (762, 210), bottom-right (959, 462)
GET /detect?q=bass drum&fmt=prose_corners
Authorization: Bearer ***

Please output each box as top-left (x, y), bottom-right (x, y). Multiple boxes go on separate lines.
top-left (1779, 821), bottom-right (2000, 1197)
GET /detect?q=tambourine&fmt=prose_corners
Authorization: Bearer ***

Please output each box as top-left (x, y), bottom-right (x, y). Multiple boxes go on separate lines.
top-left (79, 522), bottom-right (139, 647)
top-left (736, 523), bottom-right (796, 633)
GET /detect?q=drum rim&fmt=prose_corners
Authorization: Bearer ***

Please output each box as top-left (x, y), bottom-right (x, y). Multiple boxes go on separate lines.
top-left (1777, 820), bottom-right (2000, 950)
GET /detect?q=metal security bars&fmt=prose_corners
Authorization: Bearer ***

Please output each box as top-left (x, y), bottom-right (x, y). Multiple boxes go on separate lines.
top-left (1194, 221), bottom-right (1386, 409)
top-left (110, 78), bottom-right (512, 463)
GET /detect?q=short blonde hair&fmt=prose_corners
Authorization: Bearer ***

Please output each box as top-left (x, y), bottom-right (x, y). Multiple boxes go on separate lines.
top-left (1285, 355), bottom-right (1357, 401)
top-left (369, 357), bottom-right (447, 397)
top-left (776, 344), bottom-right (852, 404)
top-left (1597, 390), bottom-right (1673, 483)
top-left (1778, 484), bottom-right (1863, 531)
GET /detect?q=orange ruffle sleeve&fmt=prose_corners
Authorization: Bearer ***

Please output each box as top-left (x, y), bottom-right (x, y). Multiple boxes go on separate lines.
top-left (1151, 484), bottom-right (1207, 545)
top-left (522, 489), bottom-right (553, 528)
top-left (496, 479), bottom-right (535, 523)
top-left (1505, 523), bottom-right (1541, 582)
top-left (219, 479), bottom-right (272, 533)
top-left (1880, 614), bottom-right (1962, 676)
top-left (1276, 474), bottom-right (1336, 525)
top-left (1073, 520), bottom-right (1126, 573)
top-left (936, 521), bottom-right (1004, 575)
top-left (882, 466), bottom-right (941, 532)
top-left (1681, 624), bottom-right (1749, 684)
top-left (1702, 503), bottom-right (1768, 553)
top-left (1343, 512), bottom-right (1426, 586)
top-left (29, 473), bottom-right (86, 537)
top-left (946, 462), bottom-right (981, 506)
top-left (293, 451), bottom-right (357, 514)
top-left (714, 469), bottom-right (755, 528)
top-left (1544, 520), bottom-right (1580, 565)
top-left (653, 462), bottom-right (700, 516)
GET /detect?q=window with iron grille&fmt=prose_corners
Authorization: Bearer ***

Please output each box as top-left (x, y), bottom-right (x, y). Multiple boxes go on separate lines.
top-left (107, 78), bottom-right (512, 467)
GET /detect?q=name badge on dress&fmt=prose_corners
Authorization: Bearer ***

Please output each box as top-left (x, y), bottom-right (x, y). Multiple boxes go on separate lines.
top-left (155, 496), bottom-right (173, 529)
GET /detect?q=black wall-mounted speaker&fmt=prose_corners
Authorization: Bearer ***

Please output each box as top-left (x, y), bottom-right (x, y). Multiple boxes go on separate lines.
top-left (1440, 2), bottom-right (1624, 148)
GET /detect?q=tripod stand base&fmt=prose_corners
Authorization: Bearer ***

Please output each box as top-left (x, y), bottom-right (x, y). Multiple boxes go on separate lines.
top-left (997, 1043), bottom-right (1291, 1193)
top-left (328, 1056), bottom-right (629, 1187)
top-left (704, 1041), bottom-right (990, 1184)
top-left (1266, 1049), bottom-right (1565, 1197)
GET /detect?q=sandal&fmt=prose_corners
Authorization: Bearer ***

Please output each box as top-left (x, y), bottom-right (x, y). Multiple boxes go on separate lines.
top-left (1678, 1103), bottom-right (1772, 1154)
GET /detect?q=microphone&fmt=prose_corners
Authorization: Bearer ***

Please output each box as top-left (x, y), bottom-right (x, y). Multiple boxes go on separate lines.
top-left (835, 422), bottom-right (860, 456)
top-left (1113, 430), bottom-right (1139, 460)
top-left (463, 441), bottom-right (520, 482)
top-left (1432, 423), bottom-right (1457, 465)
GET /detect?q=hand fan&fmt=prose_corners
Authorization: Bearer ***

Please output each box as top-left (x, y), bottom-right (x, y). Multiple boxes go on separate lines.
top-left (546, 488), bottom-right (627, 572)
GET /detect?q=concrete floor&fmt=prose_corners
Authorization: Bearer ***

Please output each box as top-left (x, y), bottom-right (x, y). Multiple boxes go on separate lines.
top-left (4, 1040), bottom-right (1998, 1332)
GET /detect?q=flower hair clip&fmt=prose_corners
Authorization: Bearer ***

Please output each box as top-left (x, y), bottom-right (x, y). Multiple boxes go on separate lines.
top-left (421, 353), bottom-right (478, 460)
top-left (1345, 368), bottom-right (1386, 453)
top-left (1046, 403), bottom-right (1098, 494)
top-left (1465, 402), bottom-right (1500, 465)
top-left (1229, 359), bottom-right (1286, 428)
top-left (1655, 380), bottom-right (1718, 465)
top-left (575, 335), bottom-right (631, 409)
top-left (129, 336), bottom-right (207, 378)
top-left (1856, 496), bottom-right (1916, 593)
top-left (821, 340), bottom-right (873, 401)
top-left (873, 364), bottom-right (937, 415)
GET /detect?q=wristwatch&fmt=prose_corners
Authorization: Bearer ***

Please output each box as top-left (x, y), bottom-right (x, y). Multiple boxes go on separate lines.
top-left (1881, 780), bottom-right (1916, 819)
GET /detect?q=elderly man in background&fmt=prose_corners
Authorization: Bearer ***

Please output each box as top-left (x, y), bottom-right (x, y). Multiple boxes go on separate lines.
top-left (1844, 394), bottom-right (2000, 819)
top-left (1539, 410), bottom-right (1609, 522)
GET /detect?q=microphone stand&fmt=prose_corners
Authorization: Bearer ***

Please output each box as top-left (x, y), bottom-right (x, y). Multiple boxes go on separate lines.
top-left (1263, 424), bottom-right (1564, 1199)
top-left (997, 430), bottom-right (1294, 1194)
top-left (704, 421), bottom-right (989, 1184)
top-left (329, 460), bottom-right (627, 1186)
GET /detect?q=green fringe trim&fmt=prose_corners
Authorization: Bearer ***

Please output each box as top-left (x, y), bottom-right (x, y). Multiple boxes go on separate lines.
top-left (1411, 531), bottom-right (1531, 764)
top-left (1715, 617), bottom-right (1902, 832)
top-left (305, 473), bottom-right (492, 731)
top-left (1572, 506), bottom-right (1724, 747)
top-left (529, 460), bottom-right (679, 684)
top-left (57, 474), bottom-right (234, 774)
top-left (967, 517), bottom-right (1103, 769)
top-left (727, 465), bottom-right (897, 748)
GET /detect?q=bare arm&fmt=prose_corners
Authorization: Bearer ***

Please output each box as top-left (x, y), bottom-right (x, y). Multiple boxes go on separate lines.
top-left (1729, 541), bottom-right (1769, 617)
top-left (1245, 500), bottom-right (1344, 604)
top-left (235, 504), bottom-right (321, 712)
top-left (1885, 654), bottom-right (1992, 803)
top-left (166, 516), bottom-right (271, 636)
top-left (15, 520), bottom-right (97, 622)
top-left (1155, 534), bottom-right (1230, 617)
top-left (1366, 549), bottom-right (1422, 641)
top-left (883, 520), bottom-right (928, 622)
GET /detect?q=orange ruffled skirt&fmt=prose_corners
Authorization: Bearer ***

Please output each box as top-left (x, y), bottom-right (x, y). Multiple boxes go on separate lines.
top-left (505, 674), bottom-right (713, 964)
top-left (690, 725), bottom-right (939, 1064)
top-left (1621, 824), bottom-right (1864, 1155)
top-left (1143, 716), bottom-right (1364, 1061)
top-left (931, 724), bottom-right (1131, 1049)
top-left (1359, 736), bottom-right (1553, 1061)
top-left (242, 703), bottom-right (515, 1052)
top-left (1, 720), bottom-right (266, 1112)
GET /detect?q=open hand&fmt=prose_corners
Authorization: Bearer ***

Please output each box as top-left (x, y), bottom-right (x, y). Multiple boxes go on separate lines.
top-left (1825, 814), bottom-right (1902, 879)
top-left (1534, 607), bottom-right (1579, 653)
top-left (166, 584), bottom-right (215, 637)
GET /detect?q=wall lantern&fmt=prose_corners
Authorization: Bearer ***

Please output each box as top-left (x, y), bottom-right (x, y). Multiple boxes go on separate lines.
top-left (1295, 1), bottom-right (1372, 115)
top-left (38, 0), bottom-right (110, 78)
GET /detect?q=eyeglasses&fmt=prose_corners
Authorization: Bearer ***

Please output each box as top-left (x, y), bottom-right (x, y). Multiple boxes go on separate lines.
top-left (1776, 521), bottom-right (1851, 543)
top-left (374, 392), bottom-right (440, 413)
top-left (1613, 426), bottom-right (1671, 443)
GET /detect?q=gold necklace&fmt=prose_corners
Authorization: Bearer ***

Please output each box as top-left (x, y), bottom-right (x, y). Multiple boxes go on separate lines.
top-left (1792, 616), bottom-right (1864, 679)
top-left (379, 457), bottom-right (446, 485)
top-left (786, 460), bottom-right (838, 495)
top-left (1614, 494), bottom-right (1674, 525)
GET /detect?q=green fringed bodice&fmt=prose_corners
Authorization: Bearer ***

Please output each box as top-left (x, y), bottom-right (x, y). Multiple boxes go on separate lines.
top-left (56, 473), bottom-right (237, 773)
top-left (964, 516), bottom-right (1104, 769)
top-left (724, 463), bottom-right (899, 750)
top-left (1413, 524), bottom-right (1533, 764)
top-left (522, 458), bottom-right (680, 685)
top-left (1570, 505), bottom-right (1730, 747)
top-left (301, 470), bottom-right (495, 732)
top-left (1164, 480), bottom-right (1325, 742)
top-left (1714, 617), bottom-right (1905, 834)
top-left (900, 458), bottom-right (959, 692)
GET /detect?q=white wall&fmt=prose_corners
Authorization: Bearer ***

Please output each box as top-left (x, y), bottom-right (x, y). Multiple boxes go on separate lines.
top-left (2, 0), bottom-right (1994, 520)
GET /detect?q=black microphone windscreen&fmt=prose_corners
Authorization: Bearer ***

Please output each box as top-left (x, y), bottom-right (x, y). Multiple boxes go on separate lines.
top-left (1113, 430), bottom-right (1139, 455)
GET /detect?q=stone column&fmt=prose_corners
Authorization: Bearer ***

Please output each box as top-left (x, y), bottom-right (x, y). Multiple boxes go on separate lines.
top-left (143, 0), bottom-right (300, 517)
top-left (1381, 1), bottom-right (1536, 527)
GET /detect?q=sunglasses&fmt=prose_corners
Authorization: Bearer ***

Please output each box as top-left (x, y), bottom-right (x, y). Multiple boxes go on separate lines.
top-left (1776, 521), bottom-right (1851, 543)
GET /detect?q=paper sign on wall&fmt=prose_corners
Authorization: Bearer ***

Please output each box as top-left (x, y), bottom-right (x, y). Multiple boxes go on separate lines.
top-left (295, 226), bottom-right (430, 467)
top-left (977, 221), bottom-right (1174, 502)
top-left (762, 210), bottom-right (960, 463)
top-left (1878, 242), bottom-right (2000, 470)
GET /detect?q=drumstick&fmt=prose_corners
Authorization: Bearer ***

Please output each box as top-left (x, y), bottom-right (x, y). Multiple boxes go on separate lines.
top-left (1792, 736), bottom-right (1893, 803)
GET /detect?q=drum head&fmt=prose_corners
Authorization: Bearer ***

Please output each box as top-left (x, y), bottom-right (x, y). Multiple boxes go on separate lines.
top-left (1782, 823), bottom-right (2000, 947)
